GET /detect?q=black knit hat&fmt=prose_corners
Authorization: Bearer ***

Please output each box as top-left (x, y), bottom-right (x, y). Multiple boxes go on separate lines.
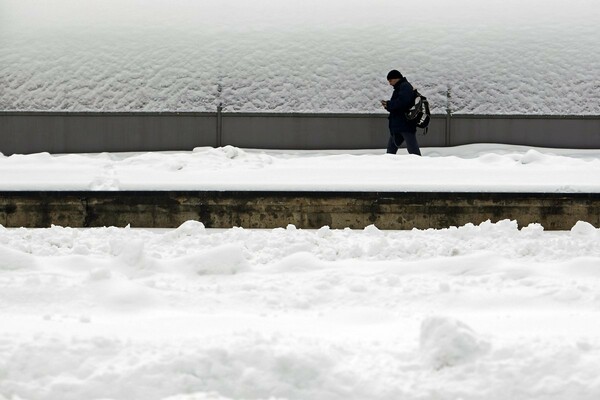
top-left (386, 70), bottom-right (403, 80)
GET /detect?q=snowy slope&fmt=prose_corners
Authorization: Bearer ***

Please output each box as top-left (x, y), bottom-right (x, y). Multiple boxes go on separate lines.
top-left (1, 0), bottom-right (599, 114)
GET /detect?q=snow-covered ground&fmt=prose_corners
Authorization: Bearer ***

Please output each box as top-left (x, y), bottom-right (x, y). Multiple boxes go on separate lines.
top-left (1, 144), bottom-right (600, 399)
top-left (1, 0), bottom-right (600, 114)
top-left (1, 219), bottom-right (600, 400)
top-left (1, 144), bottom-right (600, 192)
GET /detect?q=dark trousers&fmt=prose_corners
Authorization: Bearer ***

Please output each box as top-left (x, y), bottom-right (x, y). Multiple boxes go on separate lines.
top-left (387, 130), bottom-right (421, 155)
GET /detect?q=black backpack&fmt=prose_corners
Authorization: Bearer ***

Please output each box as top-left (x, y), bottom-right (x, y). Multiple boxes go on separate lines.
top-left (406, 89), bottom-right (431, 134)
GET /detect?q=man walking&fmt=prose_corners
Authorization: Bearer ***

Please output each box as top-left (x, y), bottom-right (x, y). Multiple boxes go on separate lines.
top-left (381, 70), bottom-right (421, 156)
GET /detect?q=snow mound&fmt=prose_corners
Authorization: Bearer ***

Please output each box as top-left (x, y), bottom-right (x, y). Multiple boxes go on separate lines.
top-left (520, 149), bottom-right (548, 165)
top-left (0, 244), bottom-right (36, 271)
top-left (420, 317), bottom-right (491, 369)
top-left (111, 238), bottom-right (148, 267)
top-left (269, 252), bottom-right (327, 273)
top-left (107, 231), bottom-right (248, 275)
top-left (571, 221), bottom-right (597, 236)
top-left (220, 145), bottom-right (246, 160)
top-left (166, 220), bottom-right (207, 239)
top-left (169, 244), bottom-right (249, 275)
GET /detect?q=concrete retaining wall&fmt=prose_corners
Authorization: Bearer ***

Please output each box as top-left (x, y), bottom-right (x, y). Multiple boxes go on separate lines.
top-left (1, 112), bottom-right (599, 154)
top-left (1, 191), bottom-right (598, 230)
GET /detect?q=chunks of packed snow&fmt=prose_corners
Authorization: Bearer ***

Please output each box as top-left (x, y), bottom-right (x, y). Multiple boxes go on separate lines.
top-left (2, 220), bottom-right (600, 399)
top-left (420, 317), bottom-right (491, 369)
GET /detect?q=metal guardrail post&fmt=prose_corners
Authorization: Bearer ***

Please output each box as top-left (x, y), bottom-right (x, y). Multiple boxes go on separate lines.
top-left (216, 103), bottom-right (223, 147)
top-left (445, 88), bottom-right (452, 146)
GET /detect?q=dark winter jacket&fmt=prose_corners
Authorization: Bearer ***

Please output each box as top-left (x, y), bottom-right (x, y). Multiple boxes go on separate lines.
top-left (386, 77), bottom-right (417, 133)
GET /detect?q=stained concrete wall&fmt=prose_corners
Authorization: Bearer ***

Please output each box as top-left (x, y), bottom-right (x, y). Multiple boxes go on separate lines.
top-left (1, 191), bottom-right (598, 230)
top-left (1, 112), bottom-right (599, 154)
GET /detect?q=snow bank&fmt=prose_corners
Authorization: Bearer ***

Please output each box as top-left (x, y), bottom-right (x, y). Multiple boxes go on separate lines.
top-left (1, 144), bottom-right (600, 192)
top-left (2, 220), bottom-right (600, 399)
top-left (1, 0), bottom-right (599, 114)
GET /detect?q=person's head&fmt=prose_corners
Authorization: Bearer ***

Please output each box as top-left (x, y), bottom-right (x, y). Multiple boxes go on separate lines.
top-left (386, 69), bottom-right (403, 86)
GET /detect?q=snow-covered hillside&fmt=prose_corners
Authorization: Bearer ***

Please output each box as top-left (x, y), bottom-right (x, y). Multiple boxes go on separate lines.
top-left (1, 0), bottom-right (599, 114)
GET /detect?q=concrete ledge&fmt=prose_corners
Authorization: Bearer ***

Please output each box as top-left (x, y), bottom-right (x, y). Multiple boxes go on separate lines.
top-left (1, 191), bottom-right (598, 230)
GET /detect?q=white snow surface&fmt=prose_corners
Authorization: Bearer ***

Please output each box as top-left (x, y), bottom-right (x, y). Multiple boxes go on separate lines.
top-left (1, 144), bottom-right (600, 399)
top-left (2, 219), bottom-right (600, 400)
top-left (1, 0), bottom-right (600, 114)
top-left (1, 144), bottom-right (600, 192)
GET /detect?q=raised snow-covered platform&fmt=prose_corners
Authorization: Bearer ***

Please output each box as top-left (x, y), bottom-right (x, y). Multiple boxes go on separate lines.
top-left (1, 191), bottom-right (599, 230)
